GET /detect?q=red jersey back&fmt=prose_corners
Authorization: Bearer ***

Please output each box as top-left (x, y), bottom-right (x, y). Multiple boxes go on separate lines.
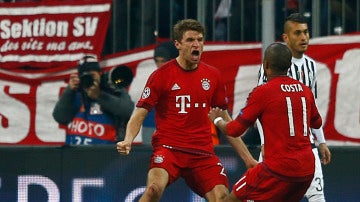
top-left (137, 59), bottom-right (228, 154)
top-left (232, 76), bottom-right (322, 178)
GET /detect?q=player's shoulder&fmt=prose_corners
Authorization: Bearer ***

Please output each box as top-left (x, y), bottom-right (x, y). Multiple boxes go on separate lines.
top-left (199, 61), bottom-right (220, 72)
top-left (303, 54), bottom-right (316, 63)
top-left (152, 59), bottom-right (176, 75)
top-left (286, 77), bottom-right (314, 94)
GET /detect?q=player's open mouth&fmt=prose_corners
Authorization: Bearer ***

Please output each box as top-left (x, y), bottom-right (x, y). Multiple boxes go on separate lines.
top-left (191, 50), bottom-right (200, 61)
top-left (192, 50), bottom-right (200, 56)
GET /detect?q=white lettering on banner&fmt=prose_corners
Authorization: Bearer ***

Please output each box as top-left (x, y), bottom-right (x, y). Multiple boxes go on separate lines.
top-left (18, 175), bottom-right (60, 202)
top-left (73, 178), bottom-right (104, 202)
top-left (69, 120), bottom-right (105, 137)
top-left (0, 40), bottom-right (19, 52)
top-left (68, 41), bottom-right (93, 51)
top-left (0, 18), bottom-right (69, 39)
top-left (21, 38), bottom-right (43, 51)
top-left (1, 39), bottom-right (94, 53)
top-left (36, 81), bottom-right (66, 142)
top-left (334, 49), bottom-right (360, 138)
top-left (0, 81), bottom-right (30, 143)
top-left (0, 17), bottom-right (99, 39)
top-left (73, 17), bottom-right (99, 37)
top-left (46, 41), bottom-right (66, 51)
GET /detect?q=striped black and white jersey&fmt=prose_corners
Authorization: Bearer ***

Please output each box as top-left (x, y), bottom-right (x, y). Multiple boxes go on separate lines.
top-left (258, 54), bottom-right (318, 98)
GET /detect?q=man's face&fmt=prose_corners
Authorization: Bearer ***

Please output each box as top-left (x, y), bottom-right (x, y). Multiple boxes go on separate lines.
top-left (154, 56), bottom-right (168, 68)
top-left (87, 71), bottom-right (101, 83)
top-left (175, 30), bottom-right (204, 67)
top-left (282, 22), bottom-right (309, 58)
top-left (80, 70), bottom-right (101, 89)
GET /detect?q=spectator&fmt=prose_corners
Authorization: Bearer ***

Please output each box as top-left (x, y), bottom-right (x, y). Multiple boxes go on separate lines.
top-left (53, 55), bottom-right (134, 145)
top-left (214, 0), bottom-right (232, 41)
top-left (153, 41), bottom-right (179, 68)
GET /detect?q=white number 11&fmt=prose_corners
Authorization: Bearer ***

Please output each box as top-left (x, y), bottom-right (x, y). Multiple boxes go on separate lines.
top-left (285, 97), bottom-right (308, 137)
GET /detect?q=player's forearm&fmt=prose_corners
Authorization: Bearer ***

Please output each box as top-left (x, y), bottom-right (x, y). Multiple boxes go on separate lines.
top-left (124, 107), bottom-right (148, 142)
top-left (226, 135), bottom-right (257, 168)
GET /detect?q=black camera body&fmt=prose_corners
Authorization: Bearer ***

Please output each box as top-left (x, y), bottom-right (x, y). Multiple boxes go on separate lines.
top-left (79, 72), bottom-right (95, 89)
top-left (79, 65), bottom-right (133, 90)
top-left (77, 56), bottom-right (133, 90)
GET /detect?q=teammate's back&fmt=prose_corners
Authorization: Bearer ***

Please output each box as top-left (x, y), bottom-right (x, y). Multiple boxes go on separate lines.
top-left (253, 76), bottom-right (321, 177)
top-left (208, 42), bottom-right (324, 201)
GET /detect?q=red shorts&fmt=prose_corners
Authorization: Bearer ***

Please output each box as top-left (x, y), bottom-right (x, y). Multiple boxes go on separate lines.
top-left (232, 163), bottom-right (313, 201)
top-left (149, 145), bottom-right (229, 197)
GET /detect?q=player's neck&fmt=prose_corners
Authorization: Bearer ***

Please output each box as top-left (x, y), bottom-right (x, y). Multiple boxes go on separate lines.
top-left (267, 74), bottom-right (287, 81)
top-left (176, 58), bottom-right (198, 71)
top-left (292, 52), bottom-right (304, 59)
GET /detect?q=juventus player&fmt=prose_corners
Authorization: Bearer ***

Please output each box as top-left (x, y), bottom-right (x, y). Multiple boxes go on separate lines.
top-left (257, 13), bottom-right (332, 201)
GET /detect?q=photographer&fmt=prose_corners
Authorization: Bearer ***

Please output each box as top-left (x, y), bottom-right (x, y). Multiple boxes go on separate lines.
top-left (53, 56), bottom-right (134, 145)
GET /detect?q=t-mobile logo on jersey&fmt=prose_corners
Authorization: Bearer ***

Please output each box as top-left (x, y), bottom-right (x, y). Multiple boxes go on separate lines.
top-left (175, 95), bottom-right (207, 113)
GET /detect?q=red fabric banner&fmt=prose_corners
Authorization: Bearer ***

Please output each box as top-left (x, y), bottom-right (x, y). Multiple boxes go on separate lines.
top-left (0, 0), bottom-right (112, 77)
top-left (0, 19), bottom-right (359, 144)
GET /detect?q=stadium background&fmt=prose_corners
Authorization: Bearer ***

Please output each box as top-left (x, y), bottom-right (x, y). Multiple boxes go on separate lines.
top-left (0, 0), bottom-right (359, 201)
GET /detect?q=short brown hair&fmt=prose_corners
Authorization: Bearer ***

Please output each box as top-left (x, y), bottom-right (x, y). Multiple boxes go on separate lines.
top-left (172, 19), bottom-right (205, 42)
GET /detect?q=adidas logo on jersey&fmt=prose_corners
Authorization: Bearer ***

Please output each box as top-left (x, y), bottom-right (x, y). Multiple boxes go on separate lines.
top-left (171, 83), bottom-right (181, 90)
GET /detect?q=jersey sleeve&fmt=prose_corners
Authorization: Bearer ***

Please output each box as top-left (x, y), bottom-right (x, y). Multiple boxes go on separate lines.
top-left (309, 91), bottom-right (322, 129)
top-left (228, 87), bottom-right (264, 136)
top-left (136, 70), bottom-right (162, 111)
top-left (211, 68), bottom-right (229, 110)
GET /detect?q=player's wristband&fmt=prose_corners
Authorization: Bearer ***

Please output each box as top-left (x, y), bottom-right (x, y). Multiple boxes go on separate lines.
top-left (213, 117), bottom-right (223, 126)
top-left (311, 128), bottom-right (326, 144)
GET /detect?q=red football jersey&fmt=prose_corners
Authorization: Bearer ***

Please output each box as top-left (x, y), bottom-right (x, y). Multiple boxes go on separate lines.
top-left (227, 76), bottom-right (322, 177)
top-left (137, 59), bottom-right (228, 154)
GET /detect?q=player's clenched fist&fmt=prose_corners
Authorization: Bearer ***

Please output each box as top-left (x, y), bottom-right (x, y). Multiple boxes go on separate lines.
top-left (117, 141), bottom-right (131, 155)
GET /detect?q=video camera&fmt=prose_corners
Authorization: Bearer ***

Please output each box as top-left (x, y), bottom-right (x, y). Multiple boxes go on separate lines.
top-left (78, 56), bottom-right (133, 89)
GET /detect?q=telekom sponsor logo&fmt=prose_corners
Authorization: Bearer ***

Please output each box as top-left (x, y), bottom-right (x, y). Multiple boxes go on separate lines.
top-left (175, 95), bottom-right (207, 114)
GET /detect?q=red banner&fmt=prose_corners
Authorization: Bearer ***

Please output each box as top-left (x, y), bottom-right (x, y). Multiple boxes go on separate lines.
top-left (0, 31), bottom-right (359, 145)
top-left (0, 0), bottom-right (112, 78)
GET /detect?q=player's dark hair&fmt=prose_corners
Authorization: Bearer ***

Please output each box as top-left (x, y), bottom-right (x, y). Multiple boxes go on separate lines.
top-left (283, 13), bottom-right (307, 32)
top-left (264, 43), bottom-right (292, 73)
top-left (172, 19), bottom-right (205, 42)
top-left (285, 13), bottom-right (307, 23)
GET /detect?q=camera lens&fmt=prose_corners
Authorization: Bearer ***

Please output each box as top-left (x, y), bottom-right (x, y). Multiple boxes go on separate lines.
top-left (80, 73), bottom-right (94, 88)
